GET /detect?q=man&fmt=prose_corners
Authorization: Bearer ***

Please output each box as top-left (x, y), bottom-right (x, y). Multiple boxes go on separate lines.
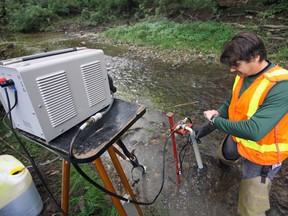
top-left (196, 31), bottom-right (288, 215)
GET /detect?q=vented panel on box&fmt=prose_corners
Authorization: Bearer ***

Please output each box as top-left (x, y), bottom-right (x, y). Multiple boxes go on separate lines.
top-left (36, 70), bottom-right (77, 127)
top-left (81, 61), bottom-right (106, 107)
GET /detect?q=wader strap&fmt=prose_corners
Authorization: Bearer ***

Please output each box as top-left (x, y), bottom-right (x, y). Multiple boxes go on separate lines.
top-left (261, 166), bottom-right (271, 184)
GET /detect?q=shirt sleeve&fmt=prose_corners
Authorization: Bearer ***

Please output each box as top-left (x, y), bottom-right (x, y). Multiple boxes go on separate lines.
top-left (218, 93), bottom-right (231, 119)
top-left (214, 80), bottom-right (288, 141)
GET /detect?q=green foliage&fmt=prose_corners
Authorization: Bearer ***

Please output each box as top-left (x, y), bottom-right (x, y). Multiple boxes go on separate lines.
top-left (257, 9), bottom-right (276, 20)
top-left (3, 0), bottom-right (286, 33)
top-left (50, 0), bottom-right (83, 16)
top-left (257, 0), bottom-right (288, 20)
top-left (269, 44), bottom-right (288, 64)
top-left (278, 45), bottom-right (288, 61)
top-left (69, 165), bottom-right (118, 216)
top-left (48, 0), bottom-right (70, 16)
top-left (10, 5), bottom-right (56, 32)
top-left (90, 11), bottom-right (111, 24)
top-left (0, 114), bottom-right (37, 156)
top-left (104, 18), bottom-right (239, 54)
top-left (2, 0), bottom-right (219, 32)
top-left (158, 0), bottom-right (213, 9)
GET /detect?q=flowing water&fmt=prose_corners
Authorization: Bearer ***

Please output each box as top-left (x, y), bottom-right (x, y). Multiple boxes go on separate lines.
top-left (1, 32), bottom-right (287, 216)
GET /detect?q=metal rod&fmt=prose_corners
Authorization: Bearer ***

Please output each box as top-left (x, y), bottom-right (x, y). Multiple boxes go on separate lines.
top-left (166, 112), bottom-right (181, 185)
top-left (190, 131), bottom-right (204, 169)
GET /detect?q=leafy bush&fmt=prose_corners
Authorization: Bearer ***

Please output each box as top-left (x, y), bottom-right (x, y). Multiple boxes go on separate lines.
top-left (81, 8), bottom-right (91, 20)
top-left (90, 11), bottom-right (110, 24)
top-left (48, 1), bottom-right (70, 16)
top-left (10, 5), bottom-right (56, 32)
top-left (2, 0), bottom-right (288, 33)
top-left (48, 0), bottom-right (84, 16)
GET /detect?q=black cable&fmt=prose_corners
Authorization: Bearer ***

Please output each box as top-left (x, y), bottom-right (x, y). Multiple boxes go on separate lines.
top-left (178, 126), bottom-right (197, 175)
top-left (70, 133), bottom-right (171, 205)
top-left (10, 87), bottom-right (18, 110)
top-left (188, 133), bottom-right (194, 147)
top-left (3, 88), bottom-right (67, 216)
top-left (114, 141), bottom-right (146, 186)
top-left (131, 166), bottom-right (141, 187)
top-left (69, 92), bottom-right (115, 163)
top-left (178, 141), bottom-right (189, 174)
top-left (68, 128), bottom-right (81, 162)
top-left (187, 117), bottom-right (192, 123)
top-left (3, 112), bottom-right (10, 129)
top-left (2, 88), bottom-right (17, 129)
top-left (67, 91), bottom-right (183, 206)
top-left (100, 92), bottom-right (115, 116)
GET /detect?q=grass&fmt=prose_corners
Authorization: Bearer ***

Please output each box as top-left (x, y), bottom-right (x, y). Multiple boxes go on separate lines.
top-left (69, 165), bottom-right (118, 216)
top-left (103, 17), bottom-right (288, 63)
top-left (104, 18), bottom-right (239, 54)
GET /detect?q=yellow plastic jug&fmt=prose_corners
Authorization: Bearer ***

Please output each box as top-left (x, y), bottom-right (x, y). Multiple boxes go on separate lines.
top-left (0, 154), bottom-right (43, 216)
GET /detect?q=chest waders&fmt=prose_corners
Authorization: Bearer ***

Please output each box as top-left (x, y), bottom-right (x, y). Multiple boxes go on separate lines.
top-left (217, 135), bottom-right (273, 216)
top-left (238, 175), bottom-right (271, 216)
top-left (217, 135), bottom-right (240, 166)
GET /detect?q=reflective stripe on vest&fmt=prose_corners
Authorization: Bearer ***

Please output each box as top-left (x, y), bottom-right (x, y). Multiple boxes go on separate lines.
top-left (234, 138), bottom-right (288, 153)
top-left (232, 75), bottom-right (241, 92)
top-left (247, 78), bottom-right (270, 118)
top-left (230, 65), bottom-right (288, 164)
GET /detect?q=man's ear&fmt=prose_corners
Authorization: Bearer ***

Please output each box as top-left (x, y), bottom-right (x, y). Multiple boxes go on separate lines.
top-left (253, 55), bottom-right (261, 62)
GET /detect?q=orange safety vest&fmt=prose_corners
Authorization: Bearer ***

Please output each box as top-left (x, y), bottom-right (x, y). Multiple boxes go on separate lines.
top-left (229, 65), bottom-right (288, 165)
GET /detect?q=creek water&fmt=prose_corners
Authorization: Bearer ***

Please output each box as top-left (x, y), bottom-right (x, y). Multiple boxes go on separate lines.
top-left (1, 32), bottom-right (287, 216)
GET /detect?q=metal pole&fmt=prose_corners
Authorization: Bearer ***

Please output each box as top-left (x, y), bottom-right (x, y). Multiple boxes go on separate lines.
top-left (182, 126), bottom-right (206, 173)
top-left (189, 131), bottom-right (204, 169)
top-left (166, 112), bottom-right (181, 185)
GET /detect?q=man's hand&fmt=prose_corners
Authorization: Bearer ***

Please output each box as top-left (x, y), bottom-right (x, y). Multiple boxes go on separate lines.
top-left (204, 110), bottom-right (219, 121)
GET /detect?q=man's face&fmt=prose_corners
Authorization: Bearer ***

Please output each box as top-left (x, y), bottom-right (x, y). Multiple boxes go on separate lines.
top-left (229, 61), bottom-right (252, 77)
top-left (229, 56), bottom-right (261, 77)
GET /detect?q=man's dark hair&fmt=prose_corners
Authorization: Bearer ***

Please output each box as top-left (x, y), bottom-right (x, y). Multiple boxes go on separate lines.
top-left (220, 31), bottom-right (267, 67)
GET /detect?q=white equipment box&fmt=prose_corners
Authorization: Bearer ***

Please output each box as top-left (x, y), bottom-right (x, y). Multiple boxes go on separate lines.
top-left (0, 48), bottom-right (112, 142)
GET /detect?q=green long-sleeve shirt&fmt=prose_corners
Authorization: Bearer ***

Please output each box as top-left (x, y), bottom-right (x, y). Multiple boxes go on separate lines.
top-left (215, 62), bottom-right (288, 142)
